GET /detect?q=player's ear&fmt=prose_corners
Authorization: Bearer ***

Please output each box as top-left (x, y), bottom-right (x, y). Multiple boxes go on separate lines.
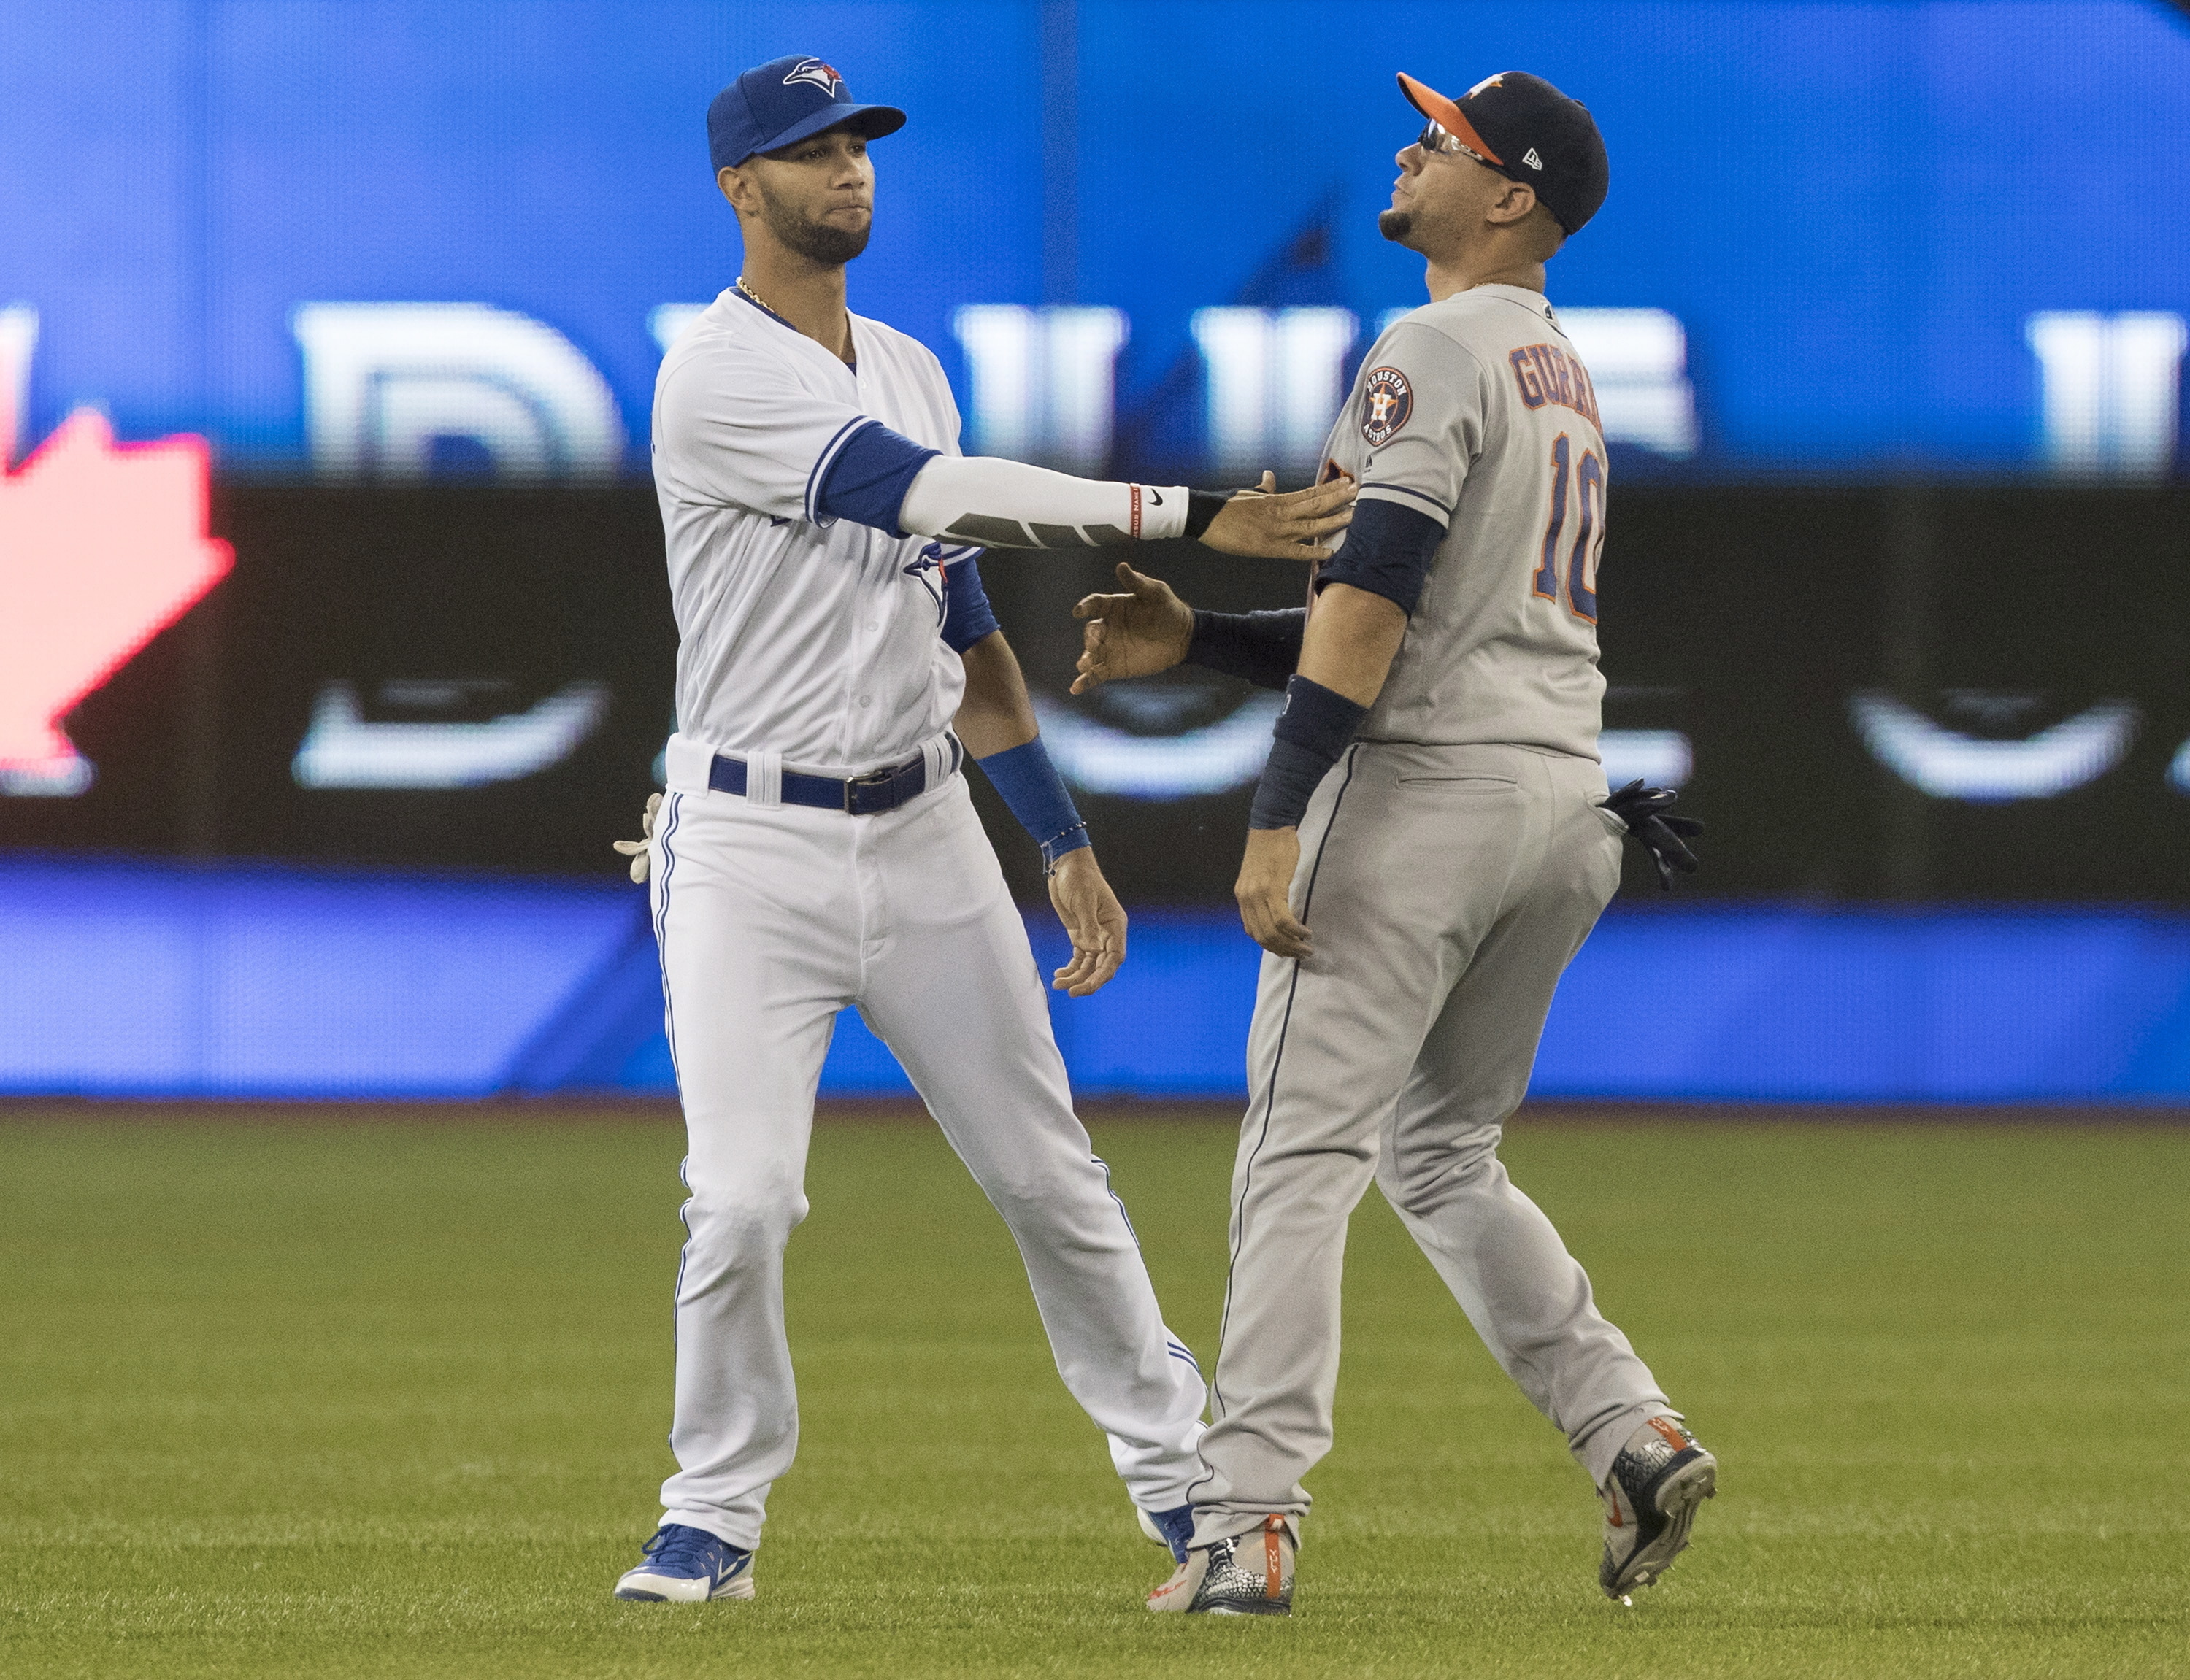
top-left (1486, 179), bottom-right (1539, 228)
top-left (716, 164), bottom-right (753, 214)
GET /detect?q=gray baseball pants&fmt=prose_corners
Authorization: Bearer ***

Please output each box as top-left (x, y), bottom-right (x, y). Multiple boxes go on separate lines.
top-left (1190, 740), bottom-right (1678, 1546)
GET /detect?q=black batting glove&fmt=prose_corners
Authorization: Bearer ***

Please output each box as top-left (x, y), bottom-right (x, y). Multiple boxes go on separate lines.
top-left (1601, 779), bottom-right (1704, 891)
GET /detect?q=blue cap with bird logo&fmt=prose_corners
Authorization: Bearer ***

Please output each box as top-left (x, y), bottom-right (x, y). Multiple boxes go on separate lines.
top-left (708, 55), bottom-right (906, 174)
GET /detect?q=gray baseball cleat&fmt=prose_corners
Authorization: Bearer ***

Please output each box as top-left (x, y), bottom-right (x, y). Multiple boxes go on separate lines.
top-left (1146, 1514), bottom-right (1296, 1615)
top-left (1599, 1416), bottom-right (1717, 1600)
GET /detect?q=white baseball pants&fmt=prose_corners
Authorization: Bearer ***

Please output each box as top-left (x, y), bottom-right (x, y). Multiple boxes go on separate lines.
top-left (646, 767), bottom-right (1207, 1550)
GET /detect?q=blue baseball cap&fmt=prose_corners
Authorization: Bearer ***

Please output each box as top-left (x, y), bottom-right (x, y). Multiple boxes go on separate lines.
top-left (707, 55), bottom-right (906, 174)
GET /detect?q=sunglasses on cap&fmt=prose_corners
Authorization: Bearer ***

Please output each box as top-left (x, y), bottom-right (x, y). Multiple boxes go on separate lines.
top-left (1416, 120), bottom-right (1494, 166)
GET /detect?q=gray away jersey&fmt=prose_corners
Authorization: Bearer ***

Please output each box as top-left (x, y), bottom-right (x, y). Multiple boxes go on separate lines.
top-left (1321, 282), bottom-right (1607, 760)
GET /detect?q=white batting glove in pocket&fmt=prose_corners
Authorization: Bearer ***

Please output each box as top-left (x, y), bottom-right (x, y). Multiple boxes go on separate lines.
top-left (611, 792), bottom-right (664, 884)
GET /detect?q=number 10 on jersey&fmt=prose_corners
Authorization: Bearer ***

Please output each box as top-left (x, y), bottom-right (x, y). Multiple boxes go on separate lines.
top-left (1532, 433), bottom-right (1605, 625)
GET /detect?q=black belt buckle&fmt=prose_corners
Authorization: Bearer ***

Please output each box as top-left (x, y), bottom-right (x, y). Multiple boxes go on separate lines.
top-left (842, 764), bottom-right (900, 815)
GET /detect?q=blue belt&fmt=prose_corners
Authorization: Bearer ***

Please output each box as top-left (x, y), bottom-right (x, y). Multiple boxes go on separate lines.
top-left (707, 737), bottom-right (961, 816)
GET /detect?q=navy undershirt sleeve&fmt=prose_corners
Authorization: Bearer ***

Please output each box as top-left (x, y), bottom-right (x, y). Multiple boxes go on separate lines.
top-left (1186, 609), bottom-right (1305, 692)
top-left (1313, 496), bottom-right (1446, 617)
top-left (940, 555), bottom-right (1002, 653)
top-left (814, 420), bottom-right (940, 537)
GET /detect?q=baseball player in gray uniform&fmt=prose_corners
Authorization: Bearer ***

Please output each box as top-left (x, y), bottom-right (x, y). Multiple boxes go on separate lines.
top-left (604, 56), bottom-right (1354, 1604)
top-left (1072, 70), bottom-right (1713, 1616)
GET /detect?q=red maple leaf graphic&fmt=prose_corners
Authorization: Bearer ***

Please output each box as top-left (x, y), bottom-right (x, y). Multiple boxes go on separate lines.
top-left (0, 409), bottom-right (234, 774)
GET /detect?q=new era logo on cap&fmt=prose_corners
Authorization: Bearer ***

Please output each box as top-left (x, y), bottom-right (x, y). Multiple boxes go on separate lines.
top-left (1524, 147), bottom-right (1543, 169)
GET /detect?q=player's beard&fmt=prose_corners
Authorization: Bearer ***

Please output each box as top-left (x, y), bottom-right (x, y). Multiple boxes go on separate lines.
top-left (759, 188), bottom-right (872, 266)
top-left (1377, 208), bottom-right (1416, 245)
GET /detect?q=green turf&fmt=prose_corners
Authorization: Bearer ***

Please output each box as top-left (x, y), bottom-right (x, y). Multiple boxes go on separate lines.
top-left (2, 1107), bottom-right (2186, 1679)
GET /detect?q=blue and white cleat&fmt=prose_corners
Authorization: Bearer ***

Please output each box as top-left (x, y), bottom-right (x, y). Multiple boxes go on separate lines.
top-left (1600, 1417), bottom-right (1717, 1601)
top-left (612, 1523), bottom-right (756, 1602)
top-left (1136, 1501), bottom-right (1197, 1564)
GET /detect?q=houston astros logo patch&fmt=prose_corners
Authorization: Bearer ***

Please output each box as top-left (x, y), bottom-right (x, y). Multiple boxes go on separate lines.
top-left (783, 58), bottom-right (843, 94)
top-left (1361, 366), bottom-right (1414, 446)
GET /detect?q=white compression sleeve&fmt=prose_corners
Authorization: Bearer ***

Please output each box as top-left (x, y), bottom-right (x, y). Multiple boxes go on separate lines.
top-left (896, 455), bottom-right (1189, 548)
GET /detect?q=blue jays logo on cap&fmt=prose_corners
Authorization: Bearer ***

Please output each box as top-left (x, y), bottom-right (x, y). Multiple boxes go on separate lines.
top-left (783, 58), bottom-right (843, 96)
top-left (708, 53), bottom-right (907, 174)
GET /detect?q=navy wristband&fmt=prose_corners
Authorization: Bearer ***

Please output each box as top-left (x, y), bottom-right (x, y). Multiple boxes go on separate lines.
top-left (975, 737), bottom-right (1091, 863)
top-left (1248, 676), bottom-right (1367, 830)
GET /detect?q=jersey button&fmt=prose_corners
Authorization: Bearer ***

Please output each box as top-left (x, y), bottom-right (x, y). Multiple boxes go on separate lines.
top-left (858, 695), bottom-right (872, 708)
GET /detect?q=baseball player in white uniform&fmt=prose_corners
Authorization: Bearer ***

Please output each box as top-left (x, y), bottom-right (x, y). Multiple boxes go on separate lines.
top-left (606, 55), bottom-right (1355, 1603)
top-left (1072, 72), bottom-right (1713, 1616)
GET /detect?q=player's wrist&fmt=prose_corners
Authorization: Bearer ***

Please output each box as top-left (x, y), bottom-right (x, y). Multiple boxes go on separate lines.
top-left (1138, 486), bottom-right (1192, 541)
top-left (1248, 677), bottom-right (1367, 829)
top-left (1040, 822), bottom-right (1092, 876)
top-left (975, 736), bottom-right (1088, 865)
top-left (1183, 490), bottom-right (1231, 540)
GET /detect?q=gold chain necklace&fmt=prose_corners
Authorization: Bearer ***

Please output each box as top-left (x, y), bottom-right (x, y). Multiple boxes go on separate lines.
top-left (735, 276), bottom-right (780, 317)
top-left (737, 275), bottom-right (854, 367)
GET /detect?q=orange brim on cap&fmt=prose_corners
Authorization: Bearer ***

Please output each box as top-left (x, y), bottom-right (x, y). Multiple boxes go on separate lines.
top-left (1396, 72), bottom-right (1504, 166)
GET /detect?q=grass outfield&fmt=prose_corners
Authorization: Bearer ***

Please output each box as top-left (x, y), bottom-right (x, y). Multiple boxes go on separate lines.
top-left (2, 1107), bottom-right (2186, 1679)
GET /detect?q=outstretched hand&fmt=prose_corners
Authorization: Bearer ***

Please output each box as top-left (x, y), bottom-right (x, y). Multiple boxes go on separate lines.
top-left (1047, 847), bottom-right (1129, 995)
top-left (1071, 563), bottom-right (1195, 694)
top-left (1199, 470), bottom-right (1356, 561)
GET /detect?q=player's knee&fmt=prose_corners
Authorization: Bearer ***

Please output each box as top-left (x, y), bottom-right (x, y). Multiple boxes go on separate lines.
top-left (978, 1156), bottom-right (1118, 1238)
top-left (980, 1168), bottom-right (1066, 1225)
top-left (1379, 1125), bottom-right (1506, 1214)
top-left (681, 1170), bottom-right (807, 1252)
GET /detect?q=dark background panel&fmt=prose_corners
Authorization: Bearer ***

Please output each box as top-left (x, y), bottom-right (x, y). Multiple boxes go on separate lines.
top-left (984, 485), bottom-right (2190, 903)
top-left (1, 487), bottom-right (676, 874)
top-left (208, 487), bottom-right (678, 873)
top-left (3, 482), bottom-right (2185, 901)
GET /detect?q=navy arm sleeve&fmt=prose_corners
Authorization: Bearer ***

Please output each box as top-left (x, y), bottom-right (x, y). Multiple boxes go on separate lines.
top-left (940, 554), bottom-right (1002, 653)
top-left (814, 420), bottom-right (940, 537)
top-left (1186, 609), bottom-right (1305, 692)
top-left (1313, 496), bottom-right (1445, 617)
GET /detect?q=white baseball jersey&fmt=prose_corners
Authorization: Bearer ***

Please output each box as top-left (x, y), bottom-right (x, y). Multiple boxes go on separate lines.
top-left (651, 288), bottom-right (968, 774)
top-left (1320, 282), bottom-right (1607, 760)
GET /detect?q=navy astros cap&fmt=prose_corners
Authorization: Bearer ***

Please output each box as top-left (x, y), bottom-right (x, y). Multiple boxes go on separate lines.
top-left (707, 55), bottom-right (906, 174)
top-left (1397, 69), bottom-right (1609, 235)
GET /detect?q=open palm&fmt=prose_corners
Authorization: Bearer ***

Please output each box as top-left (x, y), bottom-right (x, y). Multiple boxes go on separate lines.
top-left (1070, 563), bottom-right (1194, 694)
